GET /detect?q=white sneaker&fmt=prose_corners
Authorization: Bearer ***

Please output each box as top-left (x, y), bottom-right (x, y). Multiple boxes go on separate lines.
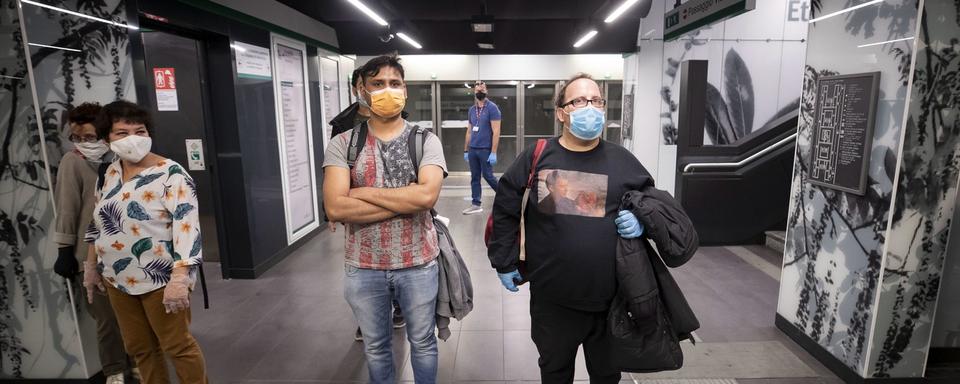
top-left (462, 205), bottom-right (483, 215)
top-left (106, 373), bottom-right (125, 384)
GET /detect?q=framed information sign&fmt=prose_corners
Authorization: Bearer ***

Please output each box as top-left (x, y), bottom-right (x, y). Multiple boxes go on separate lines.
top-left (271, 33), bottom-right (320, 244)
top-left (808, 72), bottom-right (881, 195)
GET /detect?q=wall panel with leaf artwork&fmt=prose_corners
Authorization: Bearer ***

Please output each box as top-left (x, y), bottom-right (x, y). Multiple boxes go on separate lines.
top-left (1, 0), bottom-right (135, 379)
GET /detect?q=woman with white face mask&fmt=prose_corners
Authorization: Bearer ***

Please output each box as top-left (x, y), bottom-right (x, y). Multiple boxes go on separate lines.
top-left (83, 100), bottom-right (208, 384)
top-left (53, 103), bottom-right (134, 384)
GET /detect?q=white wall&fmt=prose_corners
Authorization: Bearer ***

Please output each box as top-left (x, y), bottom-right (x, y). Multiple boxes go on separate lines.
top-left (355, 54), bottom-right (624, 81)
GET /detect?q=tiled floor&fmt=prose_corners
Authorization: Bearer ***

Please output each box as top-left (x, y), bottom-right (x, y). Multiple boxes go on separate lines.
top-left (187, 195), bottom-right (842, 383)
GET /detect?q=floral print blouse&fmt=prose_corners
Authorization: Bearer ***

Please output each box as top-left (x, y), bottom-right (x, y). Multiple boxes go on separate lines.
top-left (85, 159), bottom-right (201, 295)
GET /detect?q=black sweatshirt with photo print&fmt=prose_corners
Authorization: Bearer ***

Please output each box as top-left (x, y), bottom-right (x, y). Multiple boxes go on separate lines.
top-left (488, 138), bottom-right (653, 312)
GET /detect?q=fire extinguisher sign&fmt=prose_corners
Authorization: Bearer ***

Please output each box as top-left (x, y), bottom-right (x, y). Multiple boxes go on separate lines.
top-left (153, 67), bottom-right (179, 111)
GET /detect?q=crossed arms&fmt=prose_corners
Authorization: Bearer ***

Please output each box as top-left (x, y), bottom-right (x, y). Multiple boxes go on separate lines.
top-left (323, 165), bottom-right (444, 224)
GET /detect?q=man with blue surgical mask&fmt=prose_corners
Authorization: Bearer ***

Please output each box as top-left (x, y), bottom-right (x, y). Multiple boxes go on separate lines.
top-left (462, 80), bottom-right (502, 215)
top-left (488, 73), bottom-right (650, 383)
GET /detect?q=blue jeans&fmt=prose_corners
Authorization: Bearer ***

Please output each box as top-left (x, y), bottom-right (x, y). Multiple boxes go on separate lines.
top-left (468, 147), bottom-right (499, 206)
top-left (344, 260), bottom-right (439, 384)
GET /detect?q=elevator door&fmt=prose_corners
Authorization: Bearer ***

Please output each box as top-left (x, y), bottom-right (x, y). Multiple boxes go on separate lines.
top-left (141, 31), bottom-right (221, 262)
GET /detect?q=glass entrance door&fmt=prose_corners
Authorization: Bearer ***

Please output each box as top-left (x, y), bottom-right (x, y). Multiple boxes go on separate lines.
top-left (520, 81), bottom-right (561, 153)
top-left (438, 82), bottom-right (518, 173)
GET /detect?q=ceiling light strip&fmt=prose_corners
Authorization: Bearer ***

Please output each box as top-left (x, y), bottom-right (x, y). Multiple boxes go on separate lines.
top-left (28, 42), bottom-right (81, 52)
top-left (808, 0), bottom-right (883, 23)
top-left (396, 32), bottom-right (422, 49)
top-left (20, 0), bottom-right (138, 30)
top-left (573, 30), bottom-right (598, 48)
top-left (605, 0), bottom-right (640, 23)
top-left (347, 0), bottom-right (389, 26)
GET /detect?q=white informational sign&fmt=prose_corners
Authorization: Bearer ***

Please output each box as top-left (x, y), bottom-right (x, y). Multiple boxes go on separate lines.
top-left (234, 41), bottom-right (272, 79)
top-left (153, 67), bottom-right (179, 111)
top-left (271, 34), bottom-right (319, 244)
top-left (185, 139), bottom-right (206, 171)
top-left (319, 56), bottom-right (340, 147)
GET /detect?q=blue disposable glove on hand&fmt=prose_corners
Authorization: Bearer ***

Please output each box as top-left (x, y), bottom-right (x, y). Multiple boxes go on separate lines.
top-left (488, 153), bottom-right (498, 166)
top-left (464, 152), bottom-right (470, 162)
top-left (498, 270), bottom-right (522, 292)
top-left (615, 210), bottom-right (644, 238)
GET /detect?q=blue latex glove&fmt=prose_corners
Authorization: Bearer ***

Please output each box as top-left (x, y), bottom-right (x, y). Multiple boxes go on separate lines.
top-left (488, 152), bottom-right (498, 166)
top-left (464, 152), bottom-right (470, 162)
top-left (615, 210), bottom-right (644, 238)
top-left (498, 270), bottom-right (522, 292)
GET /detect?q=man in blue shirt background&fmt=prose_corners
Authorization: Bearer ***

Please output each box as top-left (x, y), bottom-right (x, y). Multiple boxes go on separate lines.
top-left (463, 80), bottom-right (502, 215)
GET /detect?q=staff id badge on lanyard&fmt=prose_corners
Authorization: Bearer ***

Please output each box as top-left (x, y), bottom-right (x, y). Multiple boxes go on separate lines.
top-left (473, 105), bottom-right (483, 132)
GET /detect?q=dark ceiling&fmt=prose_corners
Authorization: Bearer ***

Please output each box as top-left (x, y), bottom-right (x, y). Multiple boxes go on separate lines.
top-left (276, 0), bottom-right (654, 55)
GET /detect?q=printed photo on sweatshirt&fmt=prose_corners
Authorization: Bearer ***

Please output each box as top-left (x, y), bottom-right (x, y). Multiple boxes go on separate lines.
top-left (536, 169), bottom-right (607, 217)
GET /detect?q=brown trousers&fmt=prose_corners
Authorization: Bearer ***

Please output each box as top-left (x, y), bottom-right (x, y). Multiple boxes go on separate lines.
top-left (106, 284), bottom-right (208, 384)
top-left (81, 285), bottom-right (131, 376)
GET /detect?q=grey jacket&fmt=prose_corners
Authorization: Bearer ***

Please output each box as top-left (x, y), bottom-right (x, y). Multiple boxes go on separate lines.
top-left (53, 151), bottom-right (98, 262)
top-left (434, 218), bottom-right (473, 341)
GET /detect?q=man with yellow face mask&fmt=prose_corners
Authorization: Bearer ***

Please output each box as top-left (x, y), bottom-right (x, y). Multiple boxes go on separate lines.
top-left (322, 55), bottom-right (447, 384)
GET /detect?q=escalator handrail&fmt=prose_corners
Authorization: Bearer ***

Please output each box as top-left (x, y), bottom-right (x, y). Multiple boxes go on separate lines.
top-left (682, 133), bottom-right (796, 173)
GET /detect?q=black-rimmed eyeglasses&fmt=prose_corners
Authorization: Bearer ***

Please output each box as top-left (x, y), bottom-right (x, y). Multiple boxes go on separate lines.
top-left (561, 97), bottom-right (607, 109)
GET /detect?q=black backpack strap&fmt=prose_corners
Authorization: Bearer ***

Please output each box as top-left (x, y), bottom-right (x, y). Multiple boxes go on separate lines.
top-left (96, 161), bottom-right (110, 192)
top-left (408, 125), bottom-right (427, 172)
top-left (347, 121), bottom-right (369, 169)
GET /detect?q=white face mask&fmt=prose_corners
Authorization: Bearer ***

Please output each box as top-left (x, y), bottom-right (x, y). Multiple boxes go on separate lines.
top-left (110, 135), bottom-right (152, 163)
top-left (75, 141), bottom-right (110, 162)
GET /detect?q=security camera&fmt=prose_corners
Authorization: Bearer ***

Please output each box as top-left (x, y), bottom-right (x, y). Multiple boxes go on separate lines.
top-left (378, 28), bottom-right (395, 43)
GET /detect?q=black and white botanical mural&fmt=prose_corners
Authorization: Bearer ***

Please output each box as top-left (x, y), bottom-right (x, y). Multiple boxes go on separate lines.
top-left (655, 1), bottom-right (809, 146)
top-left (867, 0), bottom-right (960, 377)
top-left (777, 0), bottom-right (934, 377)
top-left (1, 0), bottom-right (134, 379)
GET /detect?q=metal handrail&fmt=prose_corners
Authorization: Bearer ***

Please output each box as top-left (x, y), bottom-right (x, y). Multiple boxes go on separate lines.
top-left (682, 133), bottom-right (797, 173)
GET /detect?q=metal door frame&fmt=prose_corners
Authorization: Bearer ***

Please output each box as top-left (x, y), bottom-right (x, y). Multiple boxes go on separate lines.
top-left (518, 80), bottom-right (563, 150)
top-left (434, 81), bottom-right (519, 174)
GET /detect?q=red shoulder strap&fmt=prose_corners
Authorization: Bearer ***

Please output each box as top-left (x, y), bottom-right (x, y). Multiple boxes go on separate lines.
top-left (525, 139), bottom-right (548, 188)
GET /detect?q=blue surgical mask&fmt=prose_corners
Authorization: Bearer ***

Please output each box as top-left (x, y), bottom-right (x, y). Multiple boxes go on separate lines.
top-left (567, 106), bottom-right (605, 140)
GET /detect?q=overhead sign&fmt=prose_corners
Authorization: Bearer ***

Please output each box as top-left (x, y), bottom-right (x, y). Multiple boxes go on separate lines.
top-left (234, 41), bottom-right (272, 80)
top-left (808, 72), bottom-right (881, 195)
top-left (152, 67), bottom-right (178, 111)
top-left (664, 0), bottom-right (756, 41)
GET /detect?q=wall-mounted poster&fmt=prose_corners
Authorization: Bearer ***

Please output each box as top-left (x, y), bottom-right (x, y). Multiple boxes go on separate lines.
top-left (271, 34), bottom-right (320, 244)
top-left (807, 72), bottom-right (881, 195)
top-left (319, 55), bottom-right (340, 148)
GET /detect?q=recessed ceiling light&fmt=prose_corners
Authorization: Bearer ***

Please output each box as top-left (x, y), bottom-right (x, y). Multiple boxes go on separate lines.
top-left (347, 0), bottom-right (389, 26)
top-left (396, 32), bottom-right (422, 49)
top-left (472, 23), bottom-right (493, 33)
top-left (478, 43), bottom-right (495, 49)
top-left (573, 30), bottom-right (598, 48)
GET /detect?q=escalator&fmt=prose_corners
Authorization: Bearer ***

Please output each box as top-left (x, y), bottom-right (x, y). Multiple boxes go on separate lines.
top-left (675, 113), bottom-right (798, 245)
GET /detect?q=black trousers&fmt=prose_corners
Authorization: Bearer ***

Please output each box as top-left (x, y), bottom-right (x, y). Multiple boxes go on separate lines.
top-left (530, 295), bottom-right (621, 384)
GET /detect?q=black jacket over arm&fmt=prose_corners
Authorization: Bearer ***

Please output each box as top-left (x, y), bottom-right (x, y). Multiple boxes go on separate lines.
top-left (608, 187), bottom-right (700, 372)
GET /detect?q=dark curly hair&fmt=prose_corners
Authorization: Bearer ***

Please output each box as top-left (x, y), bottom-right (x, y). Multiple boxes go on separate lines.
top-left (94, 100), bottom-right (153, 140)
top-left (358, 54), bottom-right (405, 84)
top-left (67, 102), bottom-right (102, 126)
